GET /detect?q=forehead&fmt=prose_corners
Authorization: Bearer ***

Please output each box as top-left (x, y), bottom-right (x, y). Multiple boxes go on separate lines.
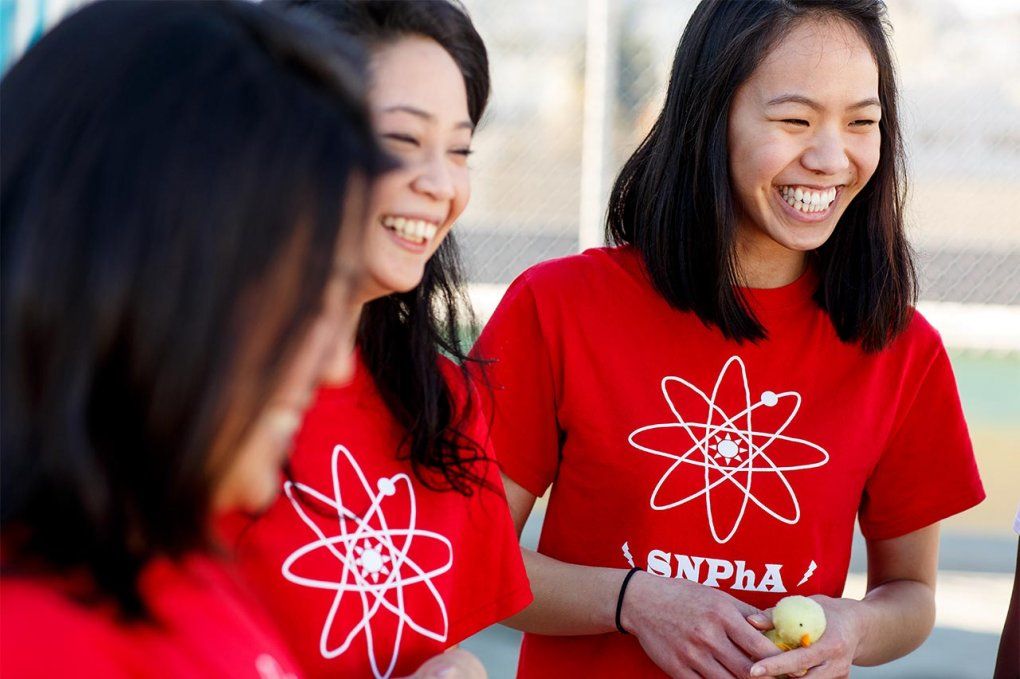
top-left (368, 36), bottom-right (469, 120)
top-left (749, 19), bottom-right (879, 99)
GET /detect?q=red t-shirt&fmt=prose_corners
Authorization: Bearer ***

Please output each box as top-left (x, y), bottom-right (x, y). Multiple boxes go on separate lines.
top-left (1, 554), bottom-right (302, 678)
top-left (472, 246), bottom-right (985, 677)
top-left (227, 357), bottom-right (532, 679)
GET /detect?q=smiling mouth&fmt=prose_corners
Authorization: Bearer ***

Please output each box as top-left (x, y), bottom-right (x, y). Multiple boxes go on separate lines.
top-left (381, 215), bottom-right (439, 245)
top-left (777, 185), bottom-right (839, 214)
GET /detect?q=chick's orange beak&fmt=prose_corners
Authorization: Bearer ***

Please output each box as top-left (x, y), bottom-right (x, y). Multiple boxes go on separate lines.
top-left (800, 633), bottom-right (812, 647)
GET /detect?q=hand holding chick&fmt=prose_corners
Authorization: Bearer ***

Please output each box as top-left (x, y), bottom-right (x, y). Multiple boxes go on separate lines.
top-left (756, 595), bottom-right (827, 678)
top-left (763, 595), bottom-right (827, 651)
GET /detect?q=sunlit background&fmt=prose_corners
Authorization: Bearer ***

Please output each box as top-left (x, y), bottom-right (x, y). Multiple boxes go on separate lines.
top-left (2, 0), bottom-right (1017, 676)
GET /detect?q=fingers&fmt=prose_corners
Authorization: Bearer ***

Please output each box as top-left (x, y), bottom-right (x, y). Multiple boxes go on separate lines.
top-left (746, 610), bottom-right (774, 631)
top-left (729, 617), bottom-right (784, 661)
top-left (410, 648), bottom-right (486, 679)
top-left (750, 645), bottom-right (823, 677)
top-left (681, 651), bottom-right (740, 679)
top-left (714, 640), bottom-right (757, 679)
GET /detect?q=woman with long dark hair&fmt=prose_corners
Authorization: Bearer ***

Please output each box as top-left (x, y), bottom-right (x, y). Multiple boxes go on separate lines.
top-left (473, 1), bottom-right (984, 677)
top-left (227, 2), bottom-right (531, 678)
top-left (0, 1), bottom-right (390, 675)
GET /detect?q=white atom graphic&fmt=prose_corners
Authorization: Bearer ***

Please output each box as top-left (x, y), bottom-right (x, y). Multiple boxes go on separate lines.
top-left (281, 445), bottom-right (453, 679)
top-left (629, 355), bottom-right (829, 544)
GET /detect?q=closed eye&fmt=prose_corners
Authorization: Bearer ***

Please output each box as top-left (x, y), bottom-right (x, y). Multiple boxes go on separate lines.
top-left (781, 119), bottom-right (809, 127)
top-left (850, 119), bottom-right (878, 127)
top-left (450, 148), bottom-right (473, 157)
top-left (382, 133), bottom-right (419, 146)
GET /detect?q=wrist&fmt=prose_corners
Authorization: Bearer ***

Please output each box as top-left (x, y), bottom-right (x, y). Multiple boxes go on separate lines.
top-left (831, 596), bottom-right (869, 663)
top-left (618, 569), bottom-right (651, 634)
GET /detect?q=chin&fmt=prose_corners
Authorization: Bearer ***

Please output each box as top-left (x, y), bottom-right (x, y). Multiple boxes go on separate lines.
top-left (370, 271), bottom-right (427, 297)
top-left (241, 478), bottom-right (282, 514)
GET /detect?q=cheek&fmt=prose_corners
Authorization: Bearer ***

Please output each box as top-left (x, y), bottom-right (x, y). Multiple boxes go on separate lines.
top-left (448, 168), bottom-right (471, 224)
top-left (733, 137), bottom-right (794, 197)
top-left (729, 120), bottom-right (794, 192)
top-left (849, 133), bottom-right (881, 185)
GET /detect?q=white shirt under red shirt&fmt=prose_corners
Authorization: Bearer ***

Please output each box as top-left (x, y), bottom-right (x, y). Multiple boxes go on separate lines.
top-left (472, 245), bottom-right (985, 678)
top-left (1, 553), bottom-right (302, 678)
top-left (226, 356), bottom-right (532, 679)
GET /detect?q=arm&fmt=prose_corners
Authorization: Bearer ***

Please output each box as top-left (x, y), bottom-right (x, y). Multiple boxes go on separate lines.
top-left (749, 523), bottom-right (940, 678)
top-left (500, 474), bottom-right (780, 678)
top-left (993, 538), bottom-right (1020, 679)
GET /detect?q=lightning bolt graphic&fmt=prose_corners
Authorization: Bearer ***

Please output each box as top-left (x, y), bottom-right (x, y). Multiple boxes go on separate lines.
top-left (621, 541), bottom-right (635, 568)
top-left (797, 560), bottom-right (818, 587)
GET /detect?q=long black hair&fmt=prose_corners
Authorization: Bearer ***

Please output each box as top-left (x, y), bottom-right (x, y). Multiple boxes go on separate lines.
top-left (607, 0), bottom-right (914, 352)
top-left (282, 0), bottom-right (493, 496)
top-left (1, 0), bottom-right (390, 617)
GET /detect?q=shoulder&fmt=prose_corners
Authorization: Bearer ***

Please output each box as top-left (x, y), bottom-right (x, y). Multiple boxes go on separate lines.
top-left (516, 245), bottom-right (643, 294)
top-left (885, 307), bottom-right (948, 366)
top-left (1, 577), bottom-right (130, 676)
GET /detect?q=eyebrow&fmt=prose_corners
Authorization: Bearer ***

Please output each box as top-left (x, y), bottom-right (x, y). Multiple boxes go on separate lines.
top-left (765, 94), bottom-right (881, 111)
top-left (380, 105), bottom-right (474, 131)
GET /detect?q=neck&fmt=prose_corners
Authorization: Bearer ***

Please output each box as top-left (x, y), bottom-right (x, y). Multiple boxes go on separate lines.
top-left (320, 299), bottom-right (365, 385)
top-left (734, 229), bottom-right (808, 289)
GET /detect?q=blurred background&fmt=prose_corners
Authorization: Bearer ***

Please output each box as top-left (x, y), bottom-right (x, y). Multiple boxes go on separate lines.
top-left (3, 0), bottom-right (1017, 676)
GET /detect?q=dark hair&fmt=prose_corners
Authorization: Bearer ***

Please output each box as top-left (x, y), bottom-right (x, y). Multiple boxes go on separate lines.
top-left (607, 0), bottom-right (915, 352)
top-left (282, 0), bottom-right (493, 495)
top-left (1, 0), bottom-right (390, 616)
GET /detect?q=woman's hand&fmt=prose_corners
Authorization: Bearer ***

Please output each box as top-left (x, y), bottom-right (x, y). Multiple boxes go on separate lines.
top-left (622, 572), bottom-right (782, 678)
top-left (746, 595), bottom-right (865, 678)
top-left (403, 647), bottom-right (487, 679)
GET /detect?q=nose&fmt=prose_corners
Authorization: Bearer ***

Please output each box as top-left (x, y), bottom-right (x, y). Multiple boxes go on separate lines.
top-left (801, 127), bottom-right (850, 176)
top-left (411, 151), bottom-right (455, 202)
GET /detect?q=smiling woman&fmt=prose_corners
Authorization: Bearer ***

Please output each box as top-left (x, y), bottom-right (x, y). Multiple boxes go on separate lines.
top-left (227, 2), bottom-right (532, 679)
top-left (359, 34), bottom-right (474, 297)
top-left (727, 17), bottom-right (883, 285)
top-left (472, 1), bottom-right (985, 678)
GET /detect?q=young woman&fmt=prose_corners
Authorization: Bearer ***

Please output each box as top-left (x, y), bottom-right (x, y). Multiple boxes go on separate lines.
top-left (473, 1), bottom-right (985, 677)
top-left (0, 1), bottom-right (390, 675)
top-left (227, 2), bottom-right (531, 678)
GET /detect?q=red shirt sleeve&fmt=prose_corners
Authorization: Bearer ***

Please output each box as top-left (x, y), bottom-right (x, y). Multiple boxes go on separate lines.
top-left (445, 365), bottom-right (535, 637)
top-left (471, 274), bottom-right (561, 498)
top-left (1, 579), bottom-right (131, 679)
top-left (858, 339), bottom-right (985, 540)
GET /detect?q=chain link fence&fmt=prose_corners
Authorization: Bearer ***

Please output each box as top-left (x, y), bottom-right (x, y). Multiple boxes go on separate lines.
top-left (460, 0), bottom-right (1019, 312)
top-left (5, 0), bottom-right (1018, 338)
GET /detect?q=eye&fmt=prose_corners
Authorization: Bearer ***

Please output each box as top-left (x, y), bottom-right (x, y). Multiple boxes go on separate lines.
top-left (782, 119), bottom-right (809, 127)
top-left (450, 147), bottom-right (473, 158)
top-left (382, 133), bottom-right (419, 147)
top-left (850, 119), bottom-right (878, 128)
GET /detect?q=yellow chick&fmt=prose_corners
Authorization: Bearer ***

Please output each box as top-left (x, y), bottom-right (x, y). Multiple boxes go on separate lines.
top-left (763, 595), bottom-right (827, 651)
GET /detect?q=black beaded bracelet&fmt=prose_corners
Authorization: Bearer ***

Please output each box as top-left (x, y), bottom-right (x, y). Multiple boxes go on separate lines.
top-left (615, 567), bottom-right (642, 635)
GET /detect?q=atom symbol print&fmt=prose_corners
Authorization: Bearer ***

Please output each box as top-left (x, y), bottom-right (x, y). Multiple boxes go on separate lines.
top-left (281, 445), bottom-right (453, 679)
top-left (628, 356), bottom-right (829, 544)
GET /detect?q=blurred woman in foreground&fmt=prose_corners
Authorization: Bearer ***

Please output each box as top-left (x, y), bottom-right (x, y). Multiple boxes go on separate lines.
top-left (0, 1), bottom-right (390, 675)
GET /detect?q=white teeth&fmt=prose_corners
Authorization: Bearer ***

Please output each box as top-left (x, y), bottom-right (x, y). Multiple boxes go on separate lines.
top-left (778, 185), bottom-right (838, 214)
top-left (381, 216), bottom-right (439, 244)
